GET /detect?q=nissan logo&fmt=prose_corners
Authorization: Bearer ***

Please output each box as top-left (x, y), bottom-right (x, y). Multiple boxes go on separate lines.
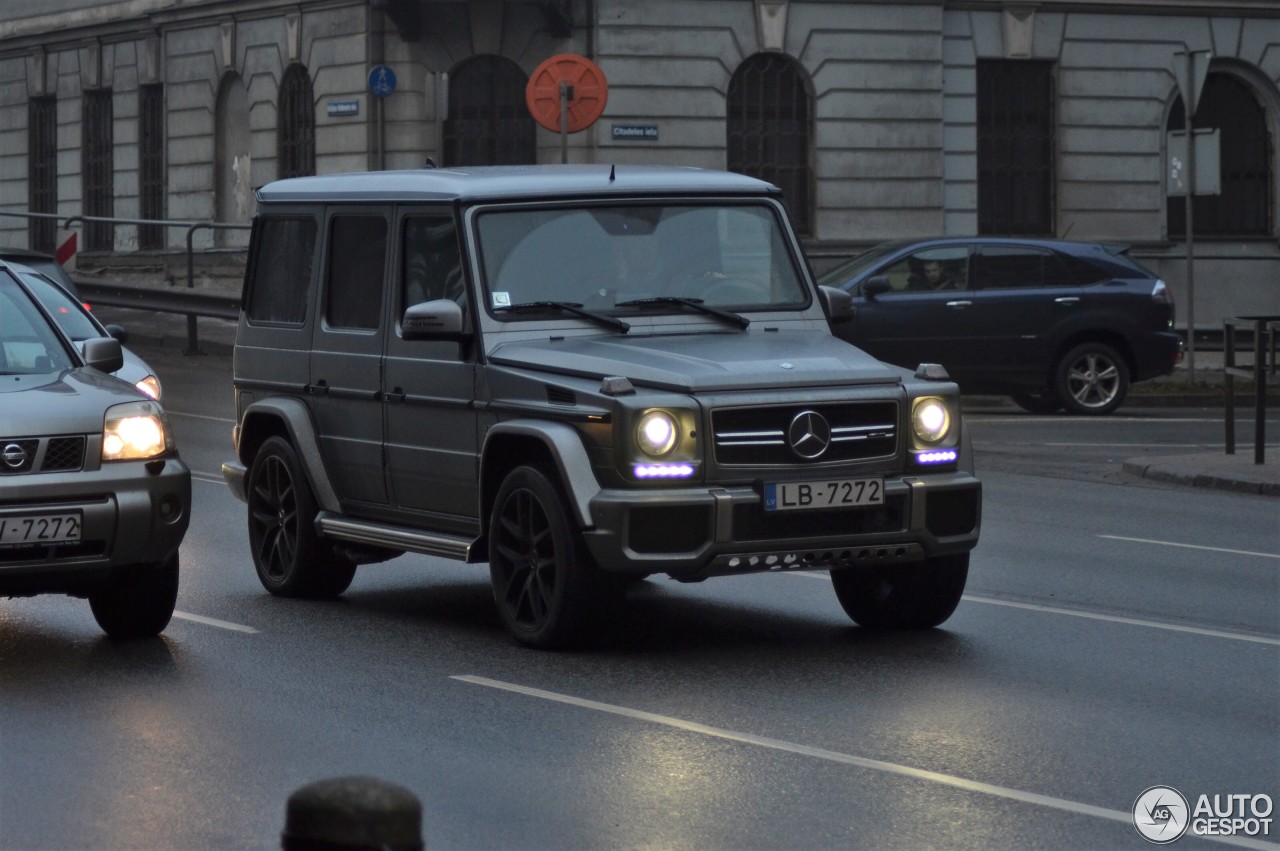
top-left (787, 411), bottom-right (831, 460)
top-left (2, 443), bottom-right (27, 469)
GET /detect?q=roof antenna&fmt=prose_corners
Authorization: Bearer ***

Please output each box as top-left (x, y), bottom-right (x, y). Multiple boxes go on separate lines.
top-left (609, 164), bottom-right (616, 182)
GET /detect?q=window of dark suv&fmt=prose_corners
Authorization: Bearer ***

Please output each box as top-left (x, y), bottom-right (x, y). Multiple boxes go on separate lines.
top-left (326, 215), bottom-right (387, 331)
top-left (246, 217), bottom-right (316, 325)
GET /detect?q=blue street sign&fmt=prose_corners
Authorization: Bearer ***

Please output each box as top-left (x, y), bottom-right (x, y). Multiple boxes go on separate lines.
top-left (368, 65), bottom-right (397, 99)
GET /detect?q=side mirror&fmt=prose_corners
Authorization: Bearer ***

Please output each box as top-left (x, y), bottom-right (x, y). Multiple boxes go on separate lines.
top-left (818, 285), bottom-right (855, 323)
top-left (402, 298), bottom-right (470, 342)
top-left (82, 337), bottom-right (124, 373)
top-left (104, 323), bottom-right (129, 344)
top-left (861, 276), bottom-right (891, 300)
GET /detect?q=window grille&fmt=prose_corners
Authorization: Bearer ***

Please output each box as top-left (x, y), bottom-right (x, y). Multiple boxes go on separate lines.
top-left (977, 60), bottom-right (1054, 236)
top-left (1167, 74), bottom-right (1272, 238)
top-left (139, 84), bottom-right (165, 249)
top-left (82, 89), bottom-right (114, 251)
top-left (278, 64), bottom-right (315, 179)
top-left (727, 53), bottom-right (813, 236)
top-left (27, 96), bottom-right (57, 253)
top-left (442, 56), bottom-right (535, 166)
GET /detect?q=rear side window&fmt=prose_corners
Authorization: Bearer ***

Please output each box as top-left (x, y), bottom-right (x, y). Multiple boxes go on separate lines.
top-left (974, 246), bottom-right (1054, 289)
top-left (326, 215), bottom-right (387, 330)
top-left (246, 217), bottom-right (316, 325)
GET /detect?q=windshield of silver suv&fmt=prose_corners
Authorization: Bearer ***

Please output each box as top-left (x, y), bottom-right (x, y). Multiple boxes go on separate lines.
top-left (475, 202), bottom-right (809, 316)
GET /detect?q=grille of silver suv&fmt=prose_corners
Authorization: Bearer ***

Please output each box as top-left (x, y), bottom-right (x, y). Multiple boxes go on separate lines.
top-left (711, 402), bottom-right (897, 465)
top-left (0, 436), bottom-right (86, 475)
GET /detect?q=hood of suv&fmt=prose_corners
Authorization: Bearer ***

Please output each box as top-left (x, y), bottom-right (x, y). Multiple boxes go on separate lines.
top-left (0, 368), bottom-right (145, 434)
top-left (488, 329), bottom-right (903, 392)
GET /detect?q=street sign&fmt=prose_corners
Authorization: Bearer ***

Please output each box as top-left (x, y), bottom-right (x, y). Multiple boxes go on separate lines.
top-left (1166, 129), bottom-right (1220, 196)
top-left (1172, 50), bottom-right (1211, 118)
top-left (368, 65), bottom-right (397, 99)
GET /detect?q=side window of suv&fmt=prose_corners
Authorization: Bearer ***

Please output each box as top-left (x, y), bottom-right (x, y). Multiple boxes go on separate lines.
top-left (246, 217), bottom-right (316, 325)
top-left (403, 215), bottom-right (464, 310)
top-left (973, 246), bottom-right (1052, 290)
top-left (326, 215), bottom-right (388, 330)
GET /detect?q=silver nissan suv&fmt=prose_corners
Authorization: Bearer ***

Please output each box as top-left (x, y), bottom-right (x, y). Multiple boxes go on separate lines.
top-left (0, 261), bottom-right (190, 639)
top-left (223, 165), bottom-right (981, 648)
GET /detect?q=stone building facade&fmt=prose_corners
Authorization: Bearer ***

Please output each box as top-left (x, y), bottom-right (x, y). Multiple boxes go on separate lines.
top-left (0, 0), bottom-right (1276, 330)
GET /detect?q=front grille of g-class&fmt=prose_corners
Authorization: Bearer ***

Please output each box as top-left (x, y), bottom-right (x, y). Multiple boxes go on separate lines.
top-left (711, 402), bottom-right (897, 465)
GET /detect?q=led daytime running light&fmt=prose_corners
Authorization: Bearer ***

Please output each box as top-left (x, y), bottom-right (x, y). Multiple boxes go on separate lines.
top-left (634, 463), bottom-right (695, 479)
top-left (915, 449), bottom-right (957, 465)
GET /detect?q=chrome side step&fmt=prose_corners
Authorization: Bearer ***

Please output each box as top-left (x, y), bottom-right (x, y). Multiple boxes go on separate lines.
top-left (315, 512), bottom-right (475, 561)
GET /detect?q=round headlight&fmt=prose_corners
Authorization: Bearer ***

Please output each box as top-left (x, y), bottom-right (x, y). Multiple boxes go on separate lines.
top-left (636, 410), bottom-right (678, 457)
top-left (912, 398), bottom-right (951, 443)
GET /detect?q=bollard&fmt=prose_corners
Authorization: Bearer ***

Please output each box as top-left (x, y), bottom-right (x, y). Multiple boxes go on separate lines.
top-left (282, 775), bottom-right (423, 851)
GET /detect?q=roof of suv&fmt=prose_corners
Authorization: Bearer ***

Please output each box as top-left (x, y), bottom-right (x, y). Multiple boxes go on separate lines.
top-left (255, 165), bottom-right (781, 204)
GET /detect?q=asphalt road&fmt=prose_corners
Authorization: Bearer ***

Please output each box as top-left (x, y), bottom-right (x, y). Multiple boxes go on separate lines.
top-left (2, 339), bottom-right (1277, 851)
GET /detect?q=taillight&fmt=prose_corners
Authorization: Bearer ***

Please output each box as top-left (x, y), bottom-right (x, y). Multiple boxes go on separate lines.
top-left (1151, 279), bottom-right (1173, 305)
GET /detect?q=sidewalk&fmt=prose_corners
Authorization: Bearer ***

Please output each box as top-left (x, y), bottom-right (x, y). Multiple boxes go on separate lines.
top-left (91, 305), bottom-right (1278, 498)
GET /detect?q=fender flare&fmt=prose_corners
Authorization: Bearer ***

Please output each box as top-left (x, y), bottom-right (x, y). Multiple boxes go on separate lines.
top-left (482, 420), bottom-right (600, 528)
top-left (238, 396), bottom-right (341, 513)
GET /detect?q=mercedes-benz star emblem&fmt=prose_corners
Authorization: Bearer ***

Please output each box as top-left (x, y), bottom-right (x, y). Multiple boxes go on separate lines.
top-left (787, 411), bottom-right (831, 460)
top-left (2, 443), bottom-right (28, 469)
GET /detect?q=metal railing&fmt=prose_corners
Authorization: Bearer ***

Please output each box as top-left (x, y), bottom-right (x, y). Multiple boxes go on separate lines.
top-left (1223, 315), bottom-right (1279, 464)
top-left (1, 210), bottom-right (248, 353)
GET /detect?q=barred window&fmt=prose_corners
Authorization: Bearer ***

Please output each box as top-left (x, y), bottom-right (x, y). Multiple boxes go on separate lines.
top-left (977, 60), bottom-right (1055, 236)
top-left (278, 64), bottom-right (316, 179)
top-left (27, 96), bottom-right (57, 253)
top-left (727, 53), bottom-right (813, 236)
top-left (1167, 73), bottom-right (1272, 238)
top-left (138, 84), bottom-right (165, 250)
top-left (442, 56), bottom-right (535, 166)
top-left (82, 89), bottom-right (114, 251)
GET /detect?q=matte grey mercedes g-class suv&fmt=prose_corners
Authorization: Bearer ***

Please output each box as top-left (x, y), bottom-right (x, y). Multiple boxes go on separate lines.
top-left (222, 165), bottom-right (980, 647)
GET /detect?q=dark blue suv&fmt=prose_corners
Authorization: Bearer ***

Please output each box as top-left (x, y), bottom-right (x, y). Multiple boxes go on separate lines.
top-left (818, 238), bottom-right (1183, 414)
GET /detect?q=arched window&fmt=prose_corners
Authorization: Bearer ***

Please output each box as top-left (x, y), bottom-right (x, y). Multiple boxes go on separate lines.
top-left (1167, 73), bottom-right (1273, 237)
top-left (278, 63), bottom-right (315, 179)
top-left (443, 56), bottom-right (535, 166)
top-left (727, 53), bottom-right (813, 235)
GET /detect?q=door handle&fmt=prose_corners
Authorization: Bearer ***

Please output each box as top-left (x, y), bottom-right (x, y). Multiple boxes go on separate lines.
top-left (945, 300), bottom-right (972, 309)
top-left (307, 380), bottom-right (329, 396)
top-left (1054, 297), bottom-right (1080, 305)
top-left (383, 387), bottom-right (406, 403)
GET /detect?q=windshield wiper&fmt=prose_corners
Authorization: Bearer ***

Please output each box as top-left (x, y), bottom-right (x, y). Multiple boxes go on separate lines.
top-left (616, 297), bottom-right (750, 330)
top-left (494, 300), bottom-right (630, 333)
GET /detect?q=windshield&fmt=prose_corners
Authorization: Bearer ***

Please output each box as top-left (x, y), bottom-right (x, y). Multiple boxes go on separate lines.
top-left (0, 273), bottom-right (75, 374)
top-left (816, 241), bottom-right (911, 287)
top-left (16, 271), bottom-right (101, 340)
top-left (474, 203), bottom-right (808, 318)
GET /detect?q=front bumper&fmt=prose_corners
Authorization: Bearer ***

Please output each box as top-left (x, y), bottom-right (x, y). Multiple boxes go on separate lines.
top-left (582, 471), bottom-right (980, 579)
top-left (0, 457), bottom-right (191, 596)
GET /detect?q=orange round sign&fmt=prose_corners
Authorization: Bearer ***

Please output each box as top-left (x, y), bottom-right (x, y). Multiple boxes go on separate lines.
top-left (525, 54), bottom-right (608, 133)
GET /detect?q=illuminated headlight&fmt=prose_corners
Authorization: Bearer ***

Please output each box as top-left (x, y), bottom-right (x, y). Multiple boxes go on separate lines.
top-left (636, 410), bottom-right (678, 458)
top-left (135, 374), bottom-right (162, 400)
top-left (912, 397), bottom-right (952, 444)
top-left (103, 401), bottom-right (172, 461)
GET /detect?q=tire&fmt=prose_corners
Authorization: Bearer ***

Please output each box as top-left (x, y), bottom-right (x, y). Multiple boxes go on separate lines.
top-left (89, 552), bottom-right (179, 640)
top-left (488, 465), bottom-right (607, 648)
top-left (1054, 342), bottom-right (1130, 415)
top-left (830, 553), bottom-right (969, 629)
top-left (1011, 388), bottom-right (1062, 414)
top-left (246, 436), bottom-right (356, 598)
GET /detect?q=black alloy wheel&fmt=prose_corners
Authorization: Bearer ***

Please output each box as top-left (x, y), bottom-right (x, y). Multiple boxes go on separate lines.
top-left (246, 436), bottom-right (356, 598)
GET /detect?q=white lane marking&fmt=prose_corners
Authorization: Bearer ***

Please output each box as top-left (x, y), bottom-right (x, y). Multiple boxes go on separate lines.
top-left (192, 472), bottom-right (225, 485)
top-left (167, 411), bottom-right (236, 423)
top-left (1099, 534), bottom-right (1280, 560)
top-left (171, 611), bottom-right (259, 633)
top-left (785, 572), bottom-right (1280, 646)
top-left (452, 675), bottom-right (1277, 850)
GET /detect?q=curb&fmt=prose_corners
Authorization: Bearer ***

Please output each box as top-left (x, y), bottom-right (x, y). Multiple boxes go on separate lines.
top-left (1121, 458), bottom-right (1280, 497)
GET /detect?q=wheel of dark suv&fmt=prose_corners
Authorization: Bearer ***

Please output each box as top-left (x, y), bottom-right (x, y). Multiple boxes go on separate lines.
top-left (247, 436), bottom-right (356, 598)
top-left (1011, 388), bottom-right (1062, 414)
top-left (89, 552), bottom-right (180, 640)
top-left (1054, 342), bottom-right (1130, 415)
top-left (830, 553), bottom-right (969, 629)
top-left (488, 465), bottom-right (608, 649)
